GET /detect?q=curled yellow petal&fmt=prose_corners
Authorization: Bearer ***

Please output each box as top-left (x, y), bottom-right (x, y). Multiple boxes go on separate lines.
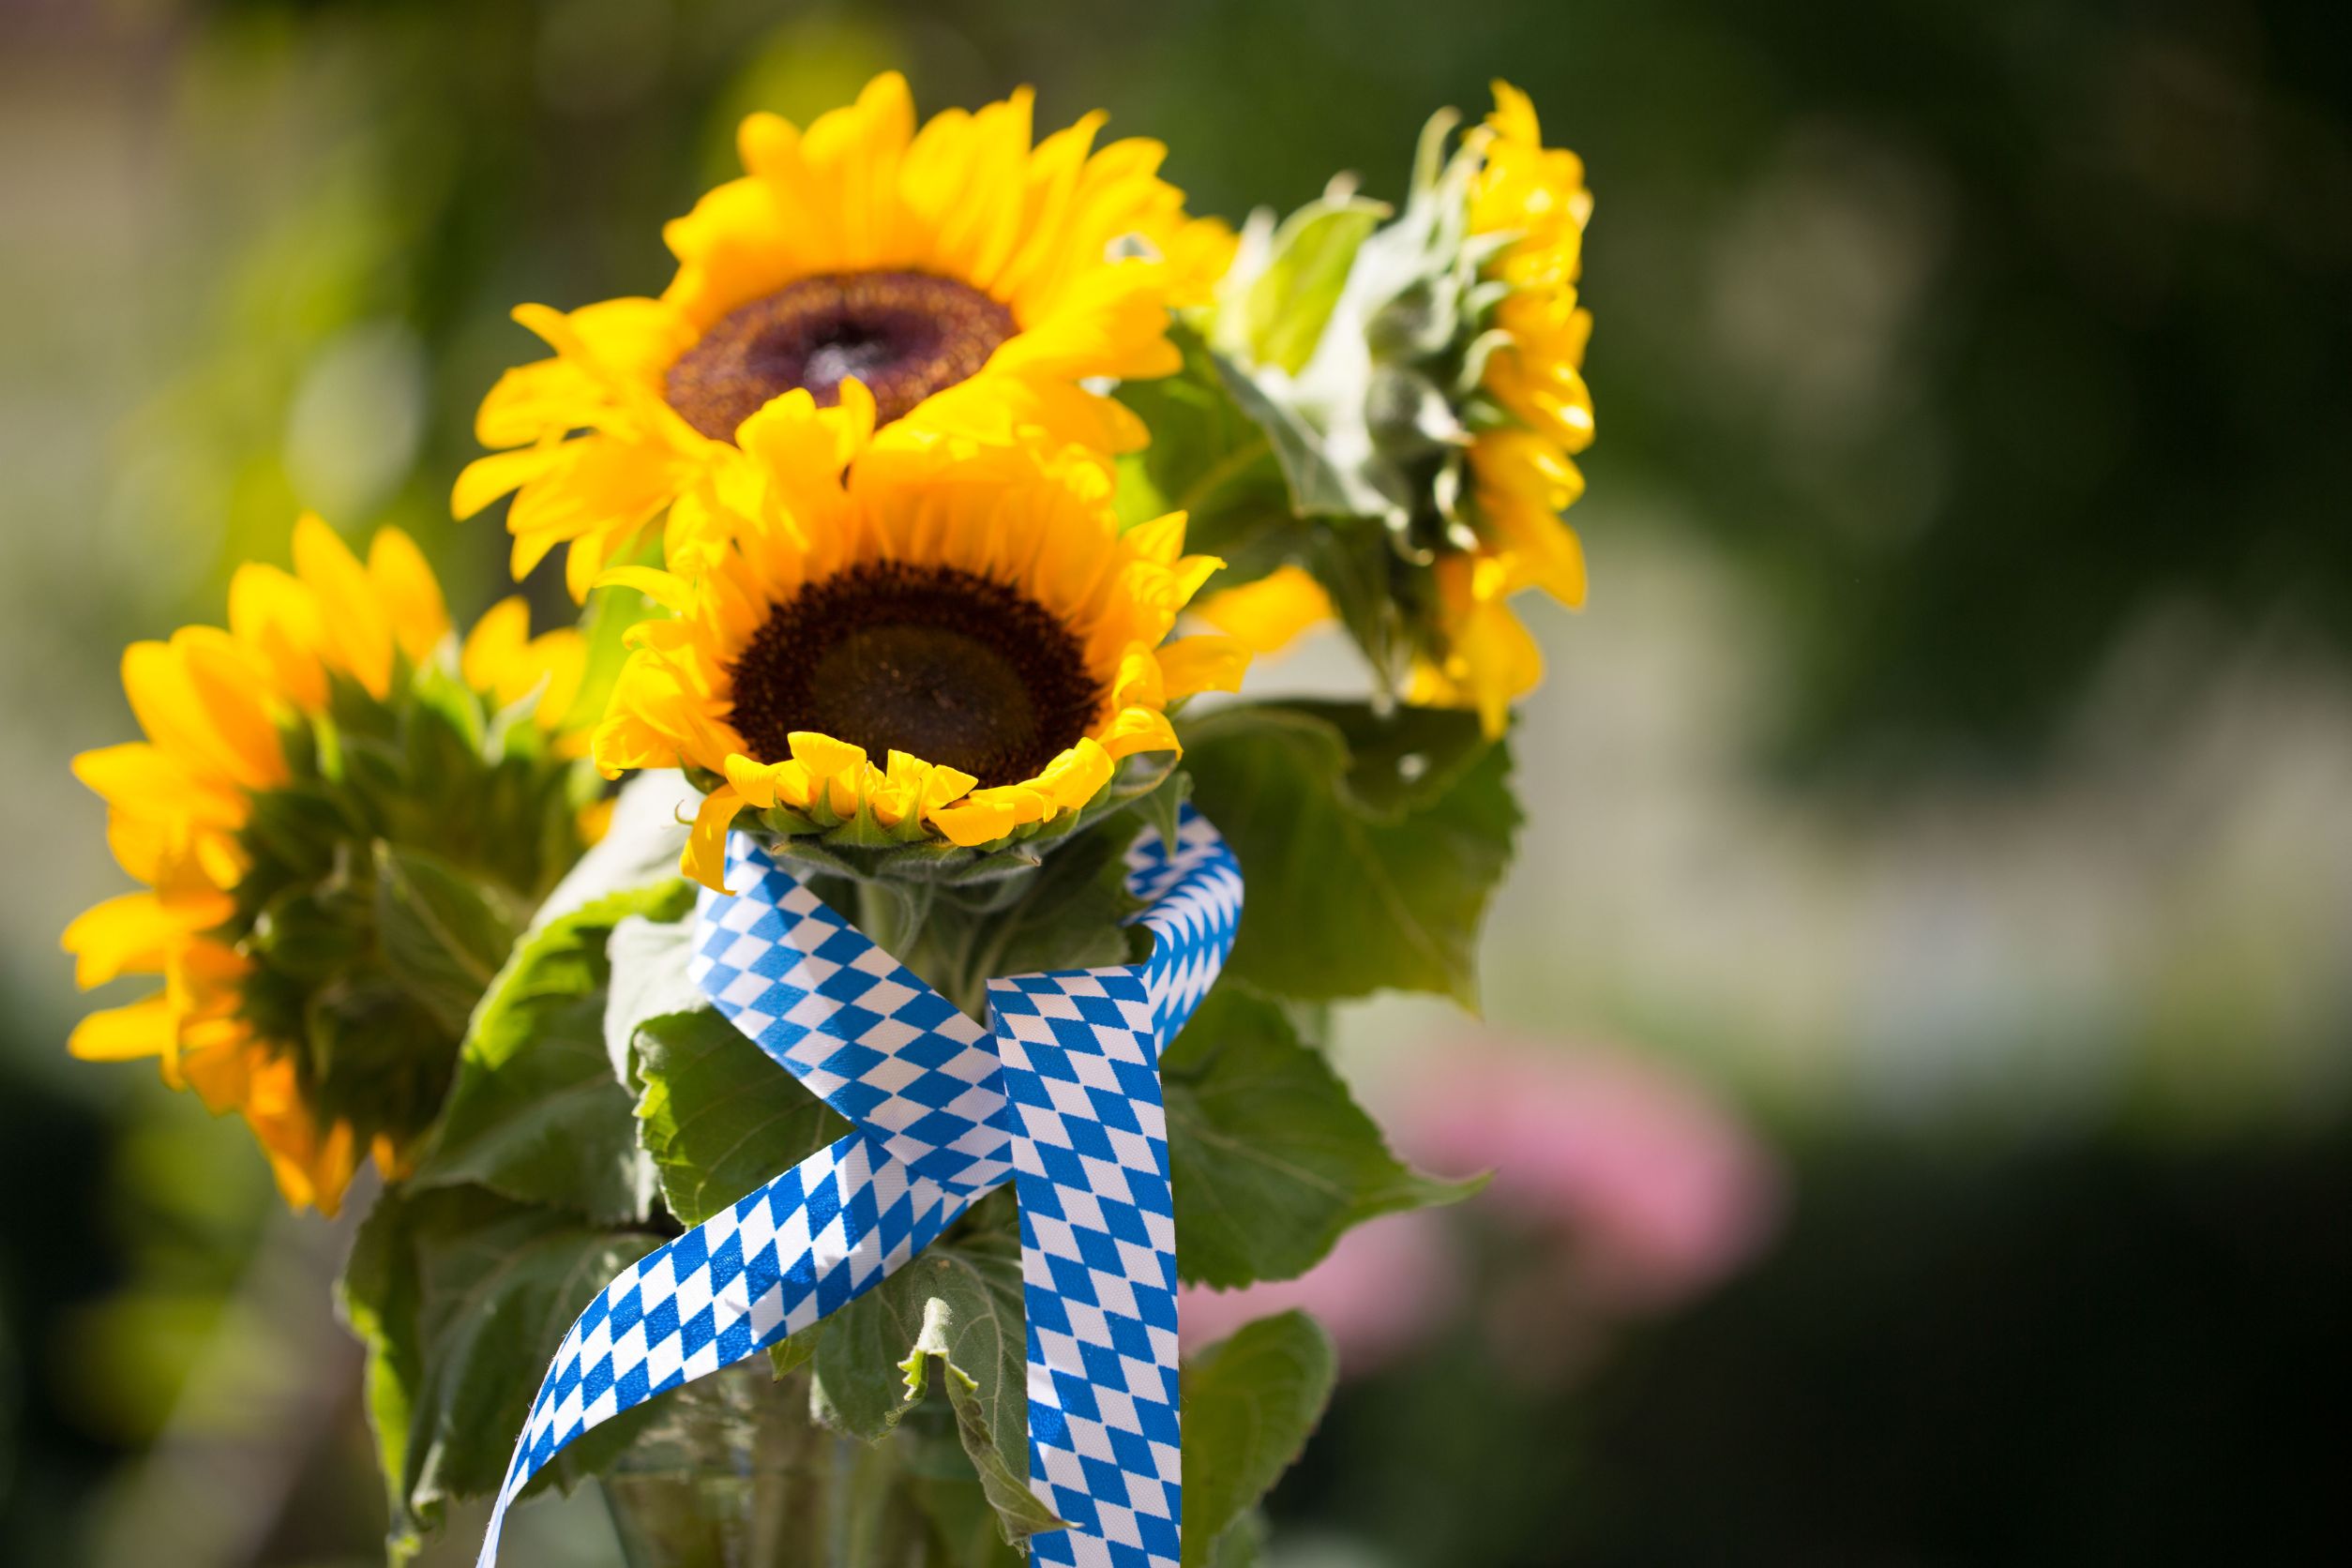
top-left (1034, 737), bottom-right (1114, 810)
top-left (1099, 706), bottom-right (1180, 761)
top-left (683, 785), bottom-right (746, 894)
top-left (722, 752), bottom-right (785, 808)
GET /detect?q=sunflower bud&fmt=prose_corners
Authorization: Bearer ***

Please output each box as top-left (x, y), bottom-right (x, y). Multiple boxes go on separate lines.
top-left (1203, 82), bottom-right (1596, 736)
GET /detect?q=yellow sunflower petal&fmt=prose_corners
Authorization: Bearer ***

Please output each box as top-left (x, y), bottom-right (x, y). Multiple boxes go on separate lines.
top-left (1099, 706), bottom-right (1181, 761)
top-left (291, 513), bottom-right (395, 698)
top-left (460, 596), bottom-right (530, 693)
top-left (68, 994), bottom-right (180, 1062)
top-left (367, 527), bottom-right (452, 666)
top-left (1194, 565), bottom-right (1334, 656)
top-left (930, 795), bottom-right (1018, 849)
top-left (62, 893), bottom-right (185, 989)
top-left (683, 785), bottom-right (746, 894)
top-left (1154, 635), bottom-right (1252, 701)
top-left (226, 563), bottom-right (331, 712)
top-left (788, 731), bottom-right (867, 782)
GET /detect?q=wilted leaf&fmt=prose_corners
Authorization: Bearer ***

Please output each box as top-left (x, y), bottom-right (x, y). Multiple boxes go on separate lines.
top-left (814, 1193), bottom-right (1060, 1545)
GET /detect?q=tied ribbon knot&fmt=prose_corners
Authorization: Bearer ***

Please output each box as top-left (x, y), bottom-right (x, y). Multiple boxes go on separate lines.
top-left (476, 807), bottom-right (1243, 1568)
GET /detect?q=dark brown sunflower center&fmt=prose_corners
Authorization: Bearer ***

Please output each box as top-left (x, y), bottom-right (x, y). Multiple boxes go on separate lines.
top-left (665, 270), bottom-right (1018, 440)
top-left (727, 561), bottom-right (1100, 790)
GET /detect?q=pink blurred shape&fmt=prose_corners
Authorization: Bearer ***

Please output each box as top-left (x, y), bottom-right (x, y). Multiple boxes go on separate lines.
top-left (1177, 1035), bottom-right (1783, 1379)
top-left (1397, 1037), bottom-right (1783, 1312)
top-left (1179, 1208), bottom-right (1459, 1373)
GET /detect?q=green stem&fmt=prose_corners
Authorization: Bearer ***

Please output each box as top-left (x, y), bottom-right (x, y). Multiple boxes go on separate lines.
top-left (854, 879), bottom-right (935, 964)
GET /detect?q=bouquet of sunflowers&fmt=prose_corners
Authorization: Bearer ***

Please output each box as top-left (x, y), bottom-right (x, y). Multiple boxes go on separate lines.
top-left (64, 74), bottom-right (1592, 1568)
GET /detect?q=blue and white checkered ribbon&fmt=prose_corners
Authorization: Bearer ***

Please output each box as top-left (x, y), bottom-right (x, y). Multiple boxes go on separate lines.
top-left (476, 807), bottom-right (1242, 1568)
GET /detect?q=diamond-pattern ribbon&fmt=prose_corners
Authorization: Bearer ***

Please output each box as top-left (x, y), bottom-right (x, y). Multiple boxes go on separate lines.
top-left (475, 807), bottom-right (1242, 1568)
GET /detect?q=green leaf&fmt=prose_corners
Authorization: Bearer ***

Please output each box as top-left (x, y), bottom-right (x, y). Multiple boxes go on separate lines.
top-left (1183, 702), bottom-right (1520, 1004)
top-left (603, 904), bottom-right (709, 1084)
top-left (373, 841), bottom-right (524, 1034)
top-left (1180, 1311), bottom-right (1337, 1567)
top-left (1213, 352), bottom-right (1393, 522)
top-left (1290, 698), bottom-right (1494, 820)
top-left (765, 1319), bottom-right (824, 1380)
top-left (410, 882), bottom-right (690, 1224)
top-left (1112, 324), bottom-right (1304, 583)
top-left (522, 770), bottom-right (697, 939)
top-left (902, 1295), bottom-right (1067, 1543)
top-left (1206, 1510), bottom-right (1271, 1568)
top-left (632, 1009), bottom-right (852, 1228)
top-left (339, 1189), bottom-right (428, 1563)
top-left (813, 1194), bottom-right (1061, 1545)
top-left (1238, 189), bottom-right (1391, 375)
top-left (342, 1185), bottom-right (668, 1545)
top-left (1166, 988), bottom-right (1479, 1288)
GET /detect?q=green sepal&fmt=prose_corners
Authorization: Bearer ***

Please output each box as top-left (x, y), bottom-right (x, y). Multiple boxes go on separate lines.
top-left (373, 841), bottom-right (525, 1036)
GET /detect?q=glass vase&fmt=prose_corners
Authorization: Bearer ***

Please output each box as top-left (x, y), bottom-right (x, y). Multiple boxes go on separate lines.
top-left (596, 1362), bottom-right (1009, 1568)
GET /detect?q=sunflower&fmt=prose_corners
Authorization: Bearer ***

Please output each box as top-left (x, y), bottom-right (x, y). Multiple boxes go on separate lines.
top-left (1424, 83), bottom-right (1595, 732)
top-left (1201, 80), bottom-right (1593, 738)
top-left (591, 388), bottom-right (1250, 894)
top-left (456, 71), bottom-right (1234, 601)
top-left (63, 516), bottom-right (592, 1214)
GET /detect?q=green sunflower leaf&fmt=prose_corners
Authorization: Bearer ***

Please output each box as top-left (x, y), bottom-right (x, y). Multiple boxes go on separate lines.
top-left (1166, 987), bottom-right (1480, 1289)
top-left (631, 1008), bottom-right (852, 1228)
top-left (1180, 1311), bottom-right (1338, 1567)
top-left (1113, 324), bottom-right (1308, 587)
top-left (603, 904), bottom-right (709, 1084)
top-left (408, 881), bottom-right (690, 1225)
top-left (1181, 701), bottom-right (1519, 1004)
top-left (812, 1190), bottom-right (1062, 1546)
top-left (1296, 698), bottom-right (1494, 820)
top-left (339, 1184), bottom-right (668, 1556)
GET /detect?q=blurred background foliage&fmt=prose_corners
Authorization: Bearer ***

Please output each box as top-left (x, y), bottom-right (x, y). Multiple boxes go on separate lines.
top-left (2, 0), bottom-right (2346, 1563)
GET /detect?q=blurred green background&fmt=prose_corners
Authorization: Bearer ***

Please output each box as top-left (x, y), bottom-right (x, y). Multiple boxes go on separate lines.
top-left (4, 0), bottom-right (2347, 1563)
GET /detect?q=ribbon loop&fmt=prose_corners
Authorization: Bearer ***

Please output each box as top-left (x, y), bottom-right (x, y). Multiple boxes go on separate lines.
top-left (476, 808), bottom-right (1241, 1568)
